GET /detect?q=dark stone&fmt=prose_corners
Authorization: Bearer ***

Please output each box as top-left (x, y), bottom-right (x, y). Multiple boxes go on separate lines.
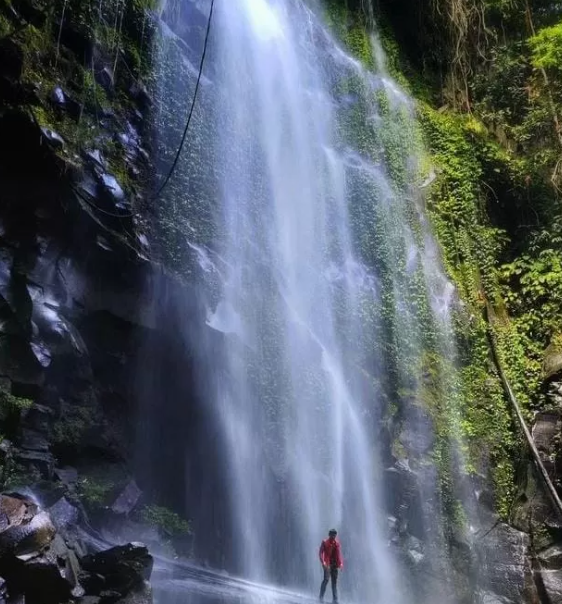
top-left (537, 569), bottom-right (562, 604)
top-left (50, 87), bottom-right (66, 106)
top-left (48, 497), bottom-right (79, 534)
top-left (114, 581), bottom-right (152, 604)
top-left (512, 464), bottom-right (561, 540)
top-left (96, 67), bottom-right (115, 93)
top-left (99, 174), bottom-right (125, 202)
top-left (79, 569), bottom-right (106, 595)
top-left (0, 335), bottom-right (44, 389)
top-left (22, 404), bottom-right (55, 434)
top-left (54, 467), bottom-right (79, 488)
top-left (532, 412), bottom-right (561, 455)
top-left (111, 481), bottom-right (142, 516)
top-left (18, 548), bottom-right (73, 604)
top-left (84, 150), bottom-right (107, 171)
top-left (40, 128), bottom-right (65, 150)
top-left (129, 82), bottom-right (151, 111)
top-left (547, 381), bottom-right (562, 410)
top-left (13, 450), bottom-right (54, 481)
top-left (474, 522), bottom-right (532, 602)
top-left (30, 337), bottom-right (52, 368)
top-left (81, 543), bottom-right (153, 596)
top-left (0, 39), bottom-right (24, 81)
top-left (539, 545), bottom-right (562, 569)
top-left (383, 461), bottom-right (425, 540)
top-left (19, 429), bottom-right (50, 452)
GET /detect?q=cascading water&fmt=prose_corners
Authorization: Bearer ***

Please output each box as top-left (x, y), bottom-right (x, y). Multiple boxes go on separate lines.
top-left (209, 0), bottom-right (401, 600)
top-left (146, 1), bottom-right (474, 603)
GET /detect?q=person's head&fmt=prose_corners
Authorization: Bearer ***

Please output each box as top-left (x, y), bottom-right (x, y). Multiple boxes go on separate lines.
top-left (328, 529), bottom-right (337, 541)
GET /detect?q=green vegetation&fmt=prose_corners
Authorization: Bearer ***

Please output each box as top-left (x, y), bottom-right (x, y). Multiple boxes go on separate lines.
top-left (325, 0), bottom-right (562, 527)
top-left (140, 504), bottom-right (192, 537)
top-left (0, 0), bottom-right (155, 207)
top-left (0, 386), bottom-right (32, 415)
top-left (327, 1), bottom-right (533, 522)
top-left (76, 476), bottom-right (114, 508)
top-left (324, 1), bottom-right (374, 67)
top-left (52, 403), bottom-right (99, 447)
top-left (529, 22), bottom-right (562, 71)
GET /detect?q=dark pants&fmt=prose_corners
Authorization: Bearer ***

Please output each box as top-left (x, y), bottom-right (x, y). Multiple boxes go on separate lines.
top-left (319, 566), bottom-right (338, 602)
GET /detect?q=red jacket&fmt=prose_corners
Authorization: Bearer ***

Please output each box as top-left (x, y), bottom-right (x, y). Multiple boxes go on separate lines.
top-left (319, 538), bottom-right (343, 568)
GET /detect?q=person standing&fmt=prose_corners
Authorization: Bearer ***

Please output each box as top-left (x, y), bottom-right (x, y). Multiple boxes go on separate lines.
top-left (319, 529), bottom-right (343, 603)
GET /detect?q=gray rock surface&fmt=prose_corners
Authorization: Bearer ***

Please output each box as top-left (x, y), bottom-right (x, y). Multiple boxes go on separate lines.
top-left (0, 493), bottom-right (153, 604)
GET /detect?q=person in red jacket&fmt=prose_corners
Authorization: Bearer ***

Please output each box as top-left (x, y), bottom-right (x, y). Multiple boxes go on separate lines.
top-left (319, 529), bottom-right (343, 603)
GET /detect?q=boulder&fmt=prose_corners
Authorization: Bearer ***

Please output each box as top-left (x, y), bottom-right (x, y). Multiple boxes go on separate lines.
top-left (81, 543), bottom-right (153, 597)
top-left (474, 521), bottom-right (532, 603)
top-left (0, 504), bottom-right (55, 557)
top-left (48, 497), bottom-right (80, 534)
top-left (115, 581), bottom-right (152, 604)
top-left (54, 467), bottom-right (79, 488)
top-left (20, 429), bottom-right (50, 452)
top-left (539, 545), bottom-right (562, 569)
top-left (0, 494), bottom-right (153, 603)
top-left (96, 67), bottom-right (115, 94)
top-left (111, 481), bottom-right (142, 516)
top-left (13, 449), bottom-right (54, 481)
top-left (532, 411), bottom-right (561, 456)
top-left (538, 569), bottom-right (562, 604)
top-left (17, 546), bottom-right (73, 604)
top-left (50, 87), bottom-right (67, 107)
top-left (99, 173), bottom-right (125, 202)
top-left (23, 404), bottom-right (55, 434)
top-left (40, 128), bottom-right (65, 151)
top-left (129, 82), bottom-right (152, 111)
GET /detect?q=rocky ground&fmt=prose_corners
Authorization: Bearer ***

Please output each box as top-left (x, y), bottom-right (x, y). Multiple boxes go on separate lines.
top-left (0, 492), bottom-right (153, 604)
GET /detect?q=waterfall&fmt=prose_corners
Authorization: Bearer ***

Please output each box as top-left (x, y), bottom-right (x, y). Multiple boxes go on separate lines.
top-left (146, 1), bottom-right (471, 603)
top-left (209, 0), bottom-right (402, 599)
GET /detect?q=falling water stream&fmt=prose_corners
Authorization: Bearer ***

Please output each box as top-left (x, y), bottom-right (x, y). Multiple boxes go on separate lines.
top-left (147, 1), bottom-right (466, 603)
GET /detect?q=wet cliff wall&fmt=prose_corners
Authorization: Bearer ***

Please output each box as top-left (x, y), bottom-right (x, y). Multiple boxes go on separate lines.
top-left (325, 0), bottom-right (562, 601)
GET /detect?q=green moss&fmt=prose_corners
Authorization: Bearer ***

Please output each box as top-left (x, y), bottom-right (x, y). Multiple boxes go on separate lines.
top-left (324, 1), bottom-right (374, 68)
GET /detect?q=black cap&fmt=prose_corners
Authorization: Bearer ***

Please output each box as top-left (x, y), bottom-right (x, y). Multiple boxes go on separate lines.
top-left (328, 529), bottom-right (337, 536)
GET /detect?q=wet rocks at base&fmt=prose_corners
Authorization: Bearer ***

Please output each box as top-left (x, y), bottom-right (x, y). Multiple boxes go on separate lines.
top-left (0, 493), bottom-right (153, 604)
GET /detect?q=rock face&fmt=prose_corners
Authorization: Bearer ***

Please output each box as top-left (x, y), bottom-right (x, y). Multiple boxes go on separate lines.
top-left (0, 493), bottom-right (152, 604)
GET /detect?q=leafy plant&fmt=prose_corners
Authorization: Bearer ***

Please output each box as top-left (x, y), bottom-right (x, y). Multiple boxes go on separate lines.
top-left (140, 504), bottom-right (192, 536)
top-left (76, 476), bottom-right (113, 508)
top-left (529, 22), bottom-right (562, 72)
